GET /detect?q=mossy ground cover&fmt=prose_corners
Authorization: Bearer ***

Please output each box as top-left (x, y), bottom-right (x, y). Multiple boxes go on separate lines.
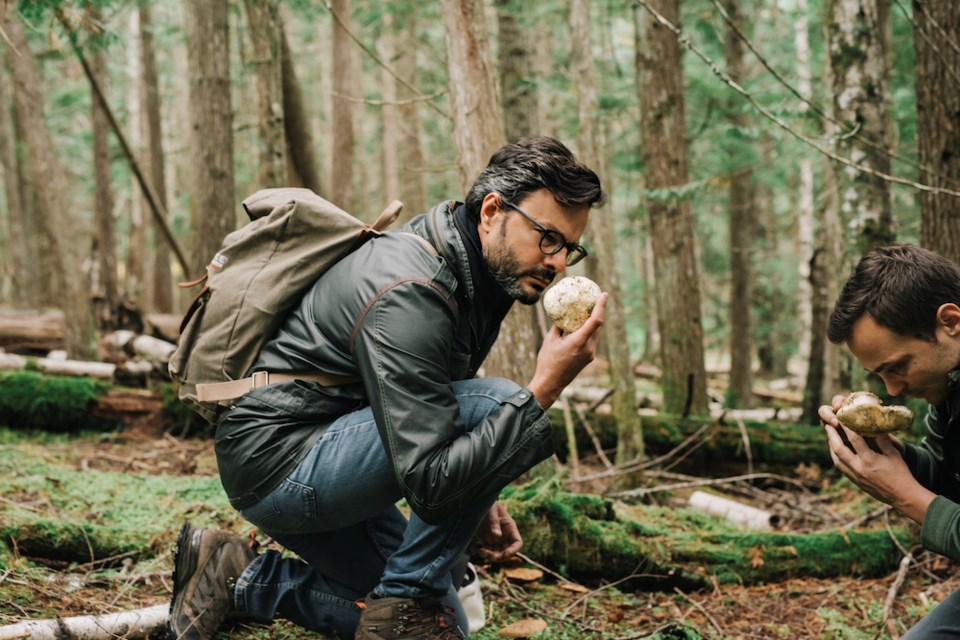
top-left (0, 427), bottom-right (955, 639)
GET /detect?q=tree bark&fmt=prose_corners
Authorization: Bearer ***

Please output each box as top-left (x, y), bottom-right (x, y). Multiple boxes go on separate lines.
top-left (139, 0), bottom-right (173, 313)
top-left (723, 0), bottom-right (754, 409)
top-left (330, 0), bottom-right (356, 212)
top-left (0, 605), bottom-right (168, 640)
top-left (126, 10), bottom-right (147, 302)
top-left (570, 0), bottom-right (644, 462)
top-left (244, 0), bottom-right (286, 189)
top-left (396, 0), bottom-right (427, 218)
top-left (0, 45), bottom-right (29, 308)
top-left (183, 0), bottom-right (236, 277)
top-left (825, 0), bottom-right (894, 255)
top-left (442, 0), bottom-right (505, 190)
top-left (279, 21), bottom-right (323, 194)
top-left (2, 9), bottom-right (97, 360)
top-left (497, 0), bottom-right (539, 141)
top-left (379, 12), bottom-right (400, 203)
top-left (914, 0), bottom-right (960, 263)
top-left (634, 0), bottom-right (709, 416)
top-left (89, 6), bottom-right (120, 331)
top-left (793, 0), bottom-right (815, 386)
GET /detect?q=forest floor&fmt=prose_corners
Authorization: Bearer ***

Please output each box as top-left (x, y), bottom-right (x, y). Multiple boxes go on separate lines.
top-left (2, 427), bottom-right (958, 640)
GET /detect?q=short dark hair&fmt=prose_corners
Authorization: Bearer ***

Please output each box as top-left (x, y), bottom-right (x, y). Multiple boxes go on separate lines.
top-left (828, 243), bottom-right (960, 343)
top-left (463, 137), bottom-right (604, 219)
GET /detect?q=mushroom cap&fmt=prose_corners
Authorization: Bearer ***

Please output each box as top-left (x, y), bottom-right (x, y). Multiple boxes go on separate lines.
top-left (836, 391), bottom-right (914, 436)
top-left (497, 618), bottom-right (548, 638)
top-left (542, 276), bottom-right (601, 333)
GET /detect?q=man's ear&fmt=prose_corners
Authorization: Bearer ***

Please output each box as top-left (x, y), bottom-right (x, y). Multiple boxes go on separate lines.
top-left (478, 193), bottom-right (504, 233)
top-left (937, 303), bottom-right (960, 336)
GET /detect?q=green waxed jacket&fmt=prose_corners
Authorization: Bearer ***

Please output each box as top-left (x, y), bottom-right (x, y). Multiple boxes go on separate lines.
top-left (904, 370), bottom-right (960, 560)
top-left (214, 201), bottom-right (554, 525)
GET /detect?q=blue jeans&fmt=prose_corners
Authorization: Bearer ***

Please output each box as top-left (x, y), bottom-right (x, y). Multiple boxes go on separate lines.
top-left (902, 585), bottom-right (960, 639)
top-left (233, 378), bottom-right (523, 638)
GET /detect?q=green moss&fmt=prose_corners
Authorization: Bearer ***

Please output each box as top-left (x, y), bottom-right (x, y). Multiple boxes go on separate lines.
top-left (0, 371), bottom-right (116, 432)
top-left (0, 442), bottom-right (240, 563)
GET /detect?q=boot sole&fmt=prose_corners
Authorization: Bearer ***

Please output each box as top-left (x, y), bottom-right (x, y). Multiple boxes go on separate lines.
top-left (168, 522), bottom-right (200, 640)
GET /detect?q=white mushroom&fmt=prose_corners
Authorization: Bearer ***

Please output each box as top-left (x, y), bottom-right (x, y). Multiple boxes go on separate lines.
top-left (836, 391), bottom-right (914, 436)
top-left (542, 276), bottom-right (601, 333)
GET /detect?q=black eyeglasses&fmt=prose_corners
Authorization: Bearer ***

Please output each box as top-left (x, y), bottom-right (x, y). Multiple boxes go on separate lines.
top-left (499, 197), bottom-right (588, 266)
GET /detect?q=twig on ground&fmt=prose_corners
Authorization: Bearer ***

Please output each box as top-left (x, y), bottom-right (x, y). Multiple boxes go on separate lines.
top-left (572, 402), bottom-right (613, 469)
top-left (882, 554), bottom-right (912, 640)
top-left (515, 552), bottom-right (577, 585)
top-left (673, 587), bottom-right (723, 638)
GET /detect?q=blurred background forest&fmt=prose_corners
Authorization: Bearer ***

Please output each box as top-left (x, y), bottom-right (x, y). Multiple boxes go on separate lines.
top-left (1, 0), bottom-right (959, 440)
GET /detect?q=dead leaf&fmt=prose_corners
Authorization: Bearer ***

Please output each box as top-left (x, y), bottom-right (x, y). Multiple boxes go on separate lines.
top-left (497, 618), bottom-right (548, 637)
top-left (502, 567), bottom-right (543, 582)
top-left (559, 582), bottom-right (590, 594)
top-left (749, 545), bottom-right (765, 568)
top-left (783, 545), bottom-right (798, 556)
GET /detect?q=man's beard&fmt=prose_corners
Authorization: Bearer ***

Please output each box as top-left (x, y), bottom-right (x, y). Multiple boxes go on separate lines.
top-left (484, 227), bottom-right (555, 304)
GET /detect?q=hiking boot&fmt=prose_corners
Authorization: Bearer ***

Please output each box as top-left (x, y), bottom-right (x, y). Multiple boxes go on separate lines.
top-left (168, 522), bottom-right (257, 640)
top-left (355, 594), bottom-right (464, 639)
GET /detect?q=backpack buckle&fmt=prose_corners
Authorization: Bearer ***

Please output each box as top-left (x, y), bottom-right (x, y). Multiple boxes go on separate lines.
top-left (250, 371), bottom-right (270, 390)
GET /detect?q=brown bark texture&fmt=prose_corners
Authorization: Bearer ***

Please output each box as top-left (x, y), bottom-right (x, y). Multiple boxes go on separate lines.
top-left (914, 0), bottom-right (960, 263)
top-left (570, 0), bottom-right (644, 462)
top-left (279, 22), bottom-right (323, 194)
top-left (330, 0), bottom-right (356, 212)
top-left (2, 9), bottom-right (97, 359)
top-left (825, 0), bottom-right (894, 255)
top-left (442, 0), bottom-right (505, 191)
top-left (139, 0), bottom-right (173, 313)
top-left (89, 6), bottom-right (120, 327)
top-left (183, 0), bottom-right (237, 277)
top-left (396, 0), bottom-right (427, 218)
top-left (244, 0), bottom-right (286, 189)
top-left (0, 46), bottom-right (28, 307)
top-left (723, 0), bottom-right (754, 409)
top-left (497, 0), bottom-right (539, 141)
top-left (634, 0), bottom-right (709, 416)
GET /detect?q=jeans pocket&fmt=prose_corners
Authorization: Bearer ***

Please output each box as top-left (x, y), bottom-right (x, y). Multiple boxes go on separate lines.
top-left (241, 478), bottom-right (318, 534)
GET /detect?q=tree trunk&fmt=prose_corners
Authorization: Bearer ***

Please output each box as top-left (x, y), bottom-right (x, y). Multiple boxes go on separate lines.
top-left (825, 0), bottom-right (894, 255)
top-left (634, 1), bottom-right (709, 416)
top-left (2, 9), bottom-right (97, 360)
top-left (396, 0), bottom-right (427, 218)
top-left (0, 605), bottom-right (167, 640)
top-left (244, 0), bottom-right (286, 189)
top-left (279, 21), bottom-right (323, 194)
top-left (126, 10), bottom-right (147, 301)
top-left (570, 0), bottom-right (643, 463)
top-left (330, 0), bottom-right (356, 212)
top-left (0, 46), bottom-right (29, 308)
top-left (442, 0), bottom-right (504, 190)
top-left (380, 12), bottom-right (400, 203)
top-left (88, 6), bottom-right (119, 332)
top-left (793, 0), bottom-right (815, 386)
top-left (914, 1), bottom-right (960, 263)
top-left (497, 0), bottom-right (539, 141)
top-left (183, 0), bottom-right (236, 277)
top-left (139, 0), bottom-right (173, 313)
top-left (723, 0), bottom-right (754, 409)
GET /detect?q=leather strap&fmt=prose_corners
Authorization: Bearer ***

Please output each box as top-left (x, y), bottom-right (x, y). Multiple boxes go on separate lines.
top-left (196, 370), bottom-right (359, 402)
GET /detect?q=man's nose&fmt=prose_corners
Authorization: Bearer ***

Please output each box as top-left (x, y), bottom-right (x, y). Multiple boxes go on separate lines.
top-left (883, 376), bottom-right (905, 397)
top-left (544, 251), bottom-right (567, 272)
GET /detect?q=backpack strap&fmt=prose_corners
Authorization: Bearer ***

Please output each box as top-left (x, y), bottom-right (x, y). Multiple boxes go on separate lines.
top-left (196, 370), bottom-right (360, 402)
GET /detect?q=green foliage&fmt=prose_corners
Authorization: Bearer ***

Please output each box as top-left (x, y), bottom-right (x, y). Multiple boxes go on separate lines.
top-left (0, 371), bottom-right (115, 431)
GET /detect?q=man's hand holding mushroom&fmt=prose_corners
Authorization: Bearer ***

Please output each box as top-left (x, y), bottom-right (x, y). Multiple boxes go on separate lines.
top-left (819, 394), bottom-right (935, 524)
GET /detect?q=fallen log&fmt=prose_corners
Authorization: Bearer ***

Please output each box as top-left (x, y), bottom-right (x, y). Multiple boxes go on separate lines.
top-left (500, 481), bottom-right (915, 588)
top-left (0, 604), bottom-right (167, 640)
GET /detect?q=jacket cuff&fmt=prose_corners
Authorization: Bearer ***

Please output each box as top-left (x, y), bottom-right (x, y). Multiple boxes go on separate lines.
top-left (921, 494), bottom-right (960, 561)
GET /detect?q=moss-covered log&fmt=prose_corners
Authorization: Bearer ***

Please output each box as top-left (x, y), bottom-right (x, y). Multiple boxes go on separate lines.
top-left (548, 409), bottom-right (834, 471)
top-left (501, 481), bottom-right (914, 588)
top-left (0, 371), bottom-right (204, 433)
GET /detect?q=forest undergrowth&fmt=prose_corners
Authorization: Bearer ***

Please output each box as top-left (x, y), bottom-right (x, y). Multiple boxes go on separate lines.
top-left (0, 426), bottom-right (956, 640)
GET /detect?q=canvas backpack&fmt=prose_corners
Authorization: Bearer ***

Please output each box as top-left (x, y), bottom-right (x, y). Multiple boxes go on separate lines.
top-left (168, 187), bottom-right (401, 424)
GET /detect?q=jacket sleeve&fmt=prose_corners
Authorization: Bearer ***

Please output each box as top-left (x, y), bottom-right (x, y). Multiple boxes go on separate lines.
top-left (902, 405), bottom-right (949, 493)
top-left (351, 279), bottom-right (554, 525)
